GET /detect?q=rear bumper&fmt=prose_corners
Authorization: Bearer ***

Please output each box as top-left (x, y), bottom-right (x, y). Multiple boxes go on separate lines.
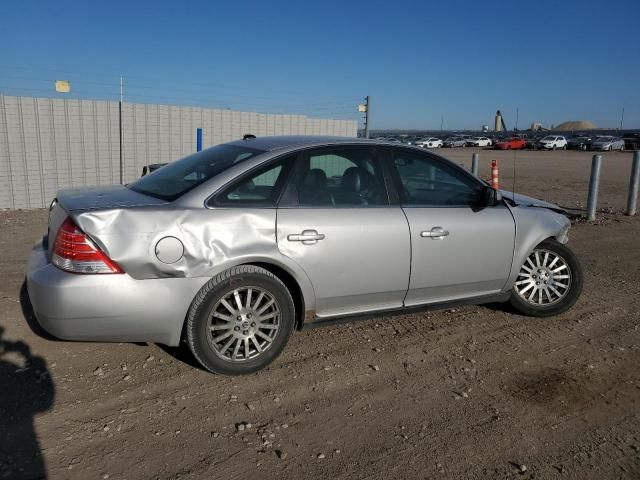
top-left (26, 241), bottom-right (208, 346)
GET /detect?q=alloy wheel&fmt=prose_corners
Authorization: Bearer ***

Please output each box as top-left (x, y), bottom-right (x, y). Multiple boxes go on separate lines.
top-left (207, 286), bottom-right (281, 362)
top-left (514, 249), bottom-right (572, 306)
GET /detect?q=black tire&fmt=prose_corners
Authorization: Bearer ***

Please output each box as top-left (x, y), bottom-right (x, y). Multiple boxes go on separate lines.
top-left (186, 265), bottom-right (295, 375)
top-left (509, 239), bottom-right (583, 317)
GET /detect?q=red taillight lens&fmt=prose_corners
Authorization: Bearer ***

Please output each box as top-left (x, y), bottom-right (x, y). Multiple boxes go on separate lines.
top-left (52, 218), bottom-right (123, 274)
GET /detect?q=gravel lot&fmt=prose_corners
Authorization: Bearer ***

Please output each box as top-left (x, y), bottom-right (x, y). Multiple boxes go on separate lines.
top-left (1, 149), bottom-right (639, 479)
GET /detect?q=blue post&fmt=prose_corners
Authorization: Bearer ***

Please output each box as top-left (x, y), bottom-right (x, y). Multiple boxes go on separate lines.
top-left (196, 128), bottom-right (202, 152)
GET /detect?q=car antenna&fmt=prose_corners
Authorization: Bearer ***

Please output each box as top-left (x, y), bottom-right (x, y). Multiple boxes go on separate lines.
top-left (512, 108), bottom-right (519, 205)
top-left (243, 134), bottom-right (256, 140)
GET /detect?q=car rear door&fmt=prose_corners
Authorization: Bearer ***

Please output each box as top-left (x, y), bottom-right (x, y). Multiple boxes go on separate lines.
top-left (276, 145), bottom-right (410, 319)
top-left (387, 147), bottom-right (516, 306)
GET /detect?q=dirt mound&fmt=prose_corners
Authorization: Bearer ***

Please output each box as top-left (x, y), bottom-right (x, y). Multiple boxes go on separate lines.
top-left (555, 120), bottom-right (596, 131)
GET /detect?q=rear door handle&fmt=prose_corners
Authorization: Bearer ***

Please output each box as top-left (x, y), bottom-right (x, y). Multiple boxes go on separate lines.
top-left (421, 227), bottom-right (449, 239)
top-left (287, 229), bottom-right (325, 245)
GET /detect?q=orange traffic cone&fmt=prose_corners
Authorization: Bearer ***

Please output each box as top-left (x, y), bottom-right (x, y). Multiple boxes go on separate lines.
top-left (491, 160), bottom-right (499, 189)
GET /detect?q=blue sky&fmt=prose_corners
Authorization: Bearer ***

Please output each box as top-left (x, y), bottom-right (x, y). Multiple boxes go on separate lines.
top-left (1, 0), bottom-right (638, 129)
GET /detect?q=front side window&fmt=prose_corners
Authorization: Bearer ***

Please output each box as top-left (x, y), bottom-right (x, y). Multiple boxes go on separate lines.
top-left (294, 147), bottom-right (388, 207)
top-left (391, 150), bottom-right (486, 207)
top-left (128, 144), bottom-right (265, 201)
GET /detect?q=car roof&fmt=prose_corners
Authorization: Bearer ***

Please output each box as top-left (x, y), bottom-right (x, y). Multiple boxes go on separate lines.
top-left (224, 135), bottom-right (382, 152)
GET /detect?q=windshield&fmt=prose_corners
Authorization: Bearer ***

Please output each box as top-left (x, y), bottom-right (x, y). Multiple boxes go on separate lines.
top-left (128, 144), bottom-right (265, 201)
top-left (595, 136), bottom-right (612, 142)
top-left (541, 136), bottom-right (555, 141)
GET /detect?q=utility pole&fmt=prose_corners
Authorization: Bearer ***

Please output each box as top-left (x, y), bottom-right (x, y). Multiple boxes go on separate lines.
top-left (440, 115), bottom-right (444, 133)
top-left (119, 75), bottom-right (124, 184)
top-left (361, 96), bottom-right (371, 138)
top-left (620, 107), bottom-right (625, 131)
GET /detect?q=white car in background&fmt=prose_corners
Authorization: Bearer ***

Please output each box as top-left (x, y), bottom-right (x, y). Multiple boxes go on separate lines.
top-left (414, 137), bottom-right (443, 148)
top-left (538, 135), bottom-right (568, 150)
top-left (467, 136), bottom-right (493, 147)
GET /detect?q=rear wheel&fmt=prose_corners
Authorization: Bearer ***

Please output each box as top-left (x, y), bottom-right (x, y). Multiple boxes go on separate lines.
top-left (186, 265), bottom-right (295, 375)
top-left (510, 239), bottom-right (583, 317)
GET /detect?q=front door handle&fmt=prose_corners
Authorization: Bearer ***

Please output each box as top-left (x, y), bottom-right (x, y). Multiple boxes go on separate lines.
top-left (421, 227), bottom-right (449, 239)
top-left (287, 229), bottom-right (325, 245)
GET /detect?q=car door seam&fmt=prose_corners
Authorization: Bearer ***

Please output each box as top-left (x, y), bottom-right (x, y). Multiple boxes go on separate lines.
top-left (400, 206), bottom-right (413, 306)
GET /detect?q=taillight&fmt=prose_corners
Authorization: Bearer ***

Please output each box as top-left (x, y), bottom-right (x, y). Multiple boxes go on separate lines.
top-left (52, 218), bottom-right (123, 274)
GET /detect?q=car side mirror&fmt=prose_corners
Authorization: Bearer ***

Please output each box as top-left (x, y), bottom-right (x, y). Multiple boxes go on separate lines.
top-left (484, 186), bottom-right (502, 206)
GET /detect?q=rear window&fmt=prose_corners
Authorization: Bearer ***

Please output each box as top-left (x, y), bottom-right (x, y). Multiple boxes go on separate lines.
top-left (128, 144), bottom-right (265, 201)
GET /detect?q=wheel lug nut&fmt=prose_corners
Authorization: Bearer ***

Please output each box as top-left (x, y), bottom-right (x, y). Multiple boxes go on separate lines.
top-left (236, 316), bottom-right (242, 321)
top-left (234, 326), bottom-right (240, 332)
top-left (250, 322), bottom-right (256, 327)
top-left (247, 313), bottom-right (252, 319)
top-left (242, 330), bottom-right (249, 335)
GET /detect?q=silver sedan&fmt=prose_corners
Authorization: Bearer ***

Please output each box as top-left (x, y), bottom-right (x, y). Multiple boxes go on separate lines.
top-left (27, 136), bottom-right (583, 375)
top-left (590, 136), bottom-right (625, 151)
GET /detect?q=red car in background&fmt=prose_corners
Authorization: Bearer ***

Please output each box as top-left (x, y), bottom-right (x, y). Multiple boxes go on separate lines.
top-left (495, 137), bottom-right (526, 150)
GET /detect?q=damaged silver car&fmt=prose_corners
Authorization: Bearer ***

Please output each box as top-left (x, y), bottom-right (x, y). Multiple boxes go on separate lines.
top-left (26, 136), bottom-right (583, 375)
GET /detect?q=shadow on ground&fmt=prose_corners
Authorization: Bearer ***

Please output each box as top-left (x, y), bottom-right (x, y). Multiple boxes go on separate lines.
top-left (0, 321), bottom-right (54, 479)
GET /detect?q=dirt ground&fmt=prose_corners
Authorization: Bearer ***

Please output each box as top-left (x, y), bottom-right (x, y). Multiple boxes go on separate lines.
top-left (1, 148), bottom-right (639, 480)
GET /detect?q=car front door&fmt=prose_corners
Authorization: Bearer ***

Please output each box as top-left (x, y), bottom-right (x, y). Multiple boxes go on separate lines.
top-left (276, 145), bottom-right (410, 319)
top-left (388, 147), bottom-right (516, 306)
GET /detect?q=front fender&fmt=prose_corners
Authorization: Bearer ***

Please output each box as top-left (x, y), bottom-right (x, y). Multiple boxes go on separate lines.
top-left (503, 204), bottom-right (571, 291)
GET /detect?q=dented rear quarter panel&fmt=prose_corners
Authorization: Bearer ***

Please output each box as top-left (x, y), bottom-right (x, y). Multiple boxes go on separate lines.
top-left (72, 205), bottom-right (317, 311)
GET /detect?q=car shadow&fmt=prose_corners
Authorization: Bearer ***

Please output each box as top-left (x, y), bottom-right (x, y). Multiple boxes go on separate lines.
top-left (19, 281), bottom-right (57, 342)
top-left (0, 322), bottom-right (54, 479)
top-left (156, 342), bottom-right (207, 371)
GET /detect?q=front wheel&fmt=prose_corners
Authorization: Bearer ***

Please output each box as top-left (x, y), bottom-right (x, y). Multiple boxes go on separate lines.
top-left (186, 265), bottom-right (295, 375)
top-left (510, 239), bottom-right (583, 317)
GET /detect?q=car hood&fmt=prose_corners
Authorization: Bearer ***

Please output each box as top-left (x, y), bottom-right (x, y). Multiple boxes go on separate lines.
top-left (57, 185), bottom-right (169, 212)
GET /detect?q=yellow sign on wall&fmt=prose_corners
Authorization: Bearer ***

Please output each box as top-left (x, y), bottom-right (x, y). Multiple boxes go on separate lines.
top-left (55, 80), bottom-right (70, 93)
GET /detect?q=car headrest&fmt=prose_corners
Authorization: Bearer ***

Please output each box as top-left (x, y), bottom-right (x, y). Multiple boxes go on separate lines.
top-left (341, 167), bottom-right (367, 193)
top-left (303, 168), bottom-right (327, 189)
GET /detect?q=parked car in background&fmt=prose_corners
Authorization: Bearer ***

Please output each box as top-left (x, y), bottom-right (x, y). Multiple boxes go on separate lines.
top-left (591, 136), bottom-right (625, 151)
top-left (443, 136), bottom-right (468, 148)
top-left (495, 137), bottom-right (526, 150)
top-left (525, 136), bottom-right (542, 150)
top-left (414, 137), bottom-right (443, 148)
top-left (567, 135), bottom-right (593, 151)
top-left (537, 135), bottom-right (568, 150)
top-left (622, 133), bottom-right (640, 151)
top-left (26, 136), bottom-right (582, 375)
top-left (467, 136), bottom-right (493, 147)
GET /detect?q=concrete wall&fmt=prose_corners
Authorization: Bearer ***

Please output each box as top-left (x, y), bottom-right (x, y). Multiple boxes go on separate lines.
top-left (0, 95), bottom-right (357, 209)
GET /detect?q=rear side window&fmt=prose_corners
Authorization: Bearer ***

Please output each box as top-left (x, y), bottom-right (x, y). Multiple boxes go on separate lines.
top-left (214, 158), bottom-right (292, 206)
top-left (128, 144), bottom-right (265, 201)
